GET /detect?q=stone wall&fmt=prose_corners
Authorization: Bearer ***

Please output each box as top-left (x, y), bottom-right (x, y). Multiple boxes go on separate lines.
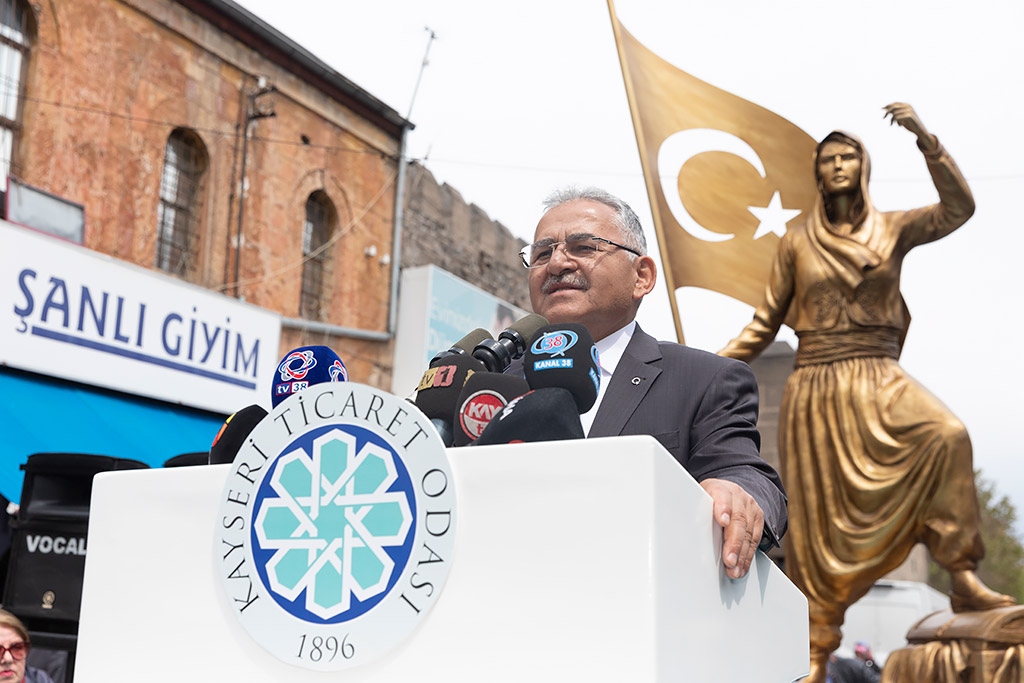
top-left (748, 340), bottom-right (794, 477)
top-left (401, 161), bottom-right (530, 310)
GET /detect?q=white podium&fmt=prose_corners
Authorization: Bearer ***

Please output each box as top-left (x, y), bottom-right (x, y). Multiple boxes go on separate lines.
top-left (75, 435), bottom-right (808, 681)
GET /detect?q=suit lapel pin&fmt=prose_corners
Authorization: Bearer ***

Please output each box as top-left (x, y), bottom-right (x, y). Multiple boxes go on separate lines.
top-left (631, 376), bottom-right (643, 385)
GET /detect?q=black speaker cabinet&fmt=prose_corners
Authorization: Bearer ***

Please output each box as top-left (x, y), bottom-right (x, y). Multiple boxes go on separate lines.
top-left (162, 451), bottom-right (209, 468)
top-left (4, 518), bottom-right (87, 622)
top-left (3, 453), bottom-right (148, 624)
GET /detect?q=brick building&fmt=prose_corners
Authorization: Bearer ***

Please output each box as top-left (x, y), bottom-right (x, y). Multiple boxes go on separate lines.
top-left (7, 0), bottom-right (410, 385)
top-left (0, 2), bottom-right (537, 675)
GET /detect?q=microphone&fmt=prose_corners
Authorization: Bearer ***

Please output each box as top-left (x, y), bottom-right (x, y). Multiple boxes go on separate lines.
top-left (414, 354), bottom-right (486, 446)
top-left (208, 404), bottom-right (268, 465)
top-left (452, 372), bottom-right (529, 446)
top-left (211, 345), bottom-right (350, 465)
top-left (523, 323), bottom-right (600, 413)
top-left (474, 388), bottom-right (585, 446)
top-left (471, 313), bottom-right (548, 372)
top-left (272, 345), bottom-right (348, 408)
top-left (430, 328), bottom-right (493, 367)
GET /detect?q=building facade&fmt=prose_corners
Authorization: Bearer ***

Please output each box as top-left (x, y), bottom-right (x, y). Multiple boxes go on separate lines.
top-left (0, 3), bottom-right (537, 675)
top-left (8, 0), bottom-right (409, 386)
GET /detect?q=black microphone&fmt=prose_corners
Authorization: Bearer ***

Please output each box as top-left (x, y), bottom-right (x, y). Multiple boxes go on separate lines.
top-left (212, 344), bottom-right (350, 465)
top-left (429, 418), bottom-right (454, 448)
top-left (523, 323), bottom-right (600, 413)
top-left (474, 388), bottom-right (585, 446)
top-left (471, 313), bottom-right (548, 372)
top-left (430, 328), bottom-right (493, 367)
top-left (406, 397), bottom-right (455, 447)
top-left (208, 404), bottom-right (268, 465)
top-left (451, 372), bottom-right (530, 446)
top-left (414, 354), bottom-right (486, 446)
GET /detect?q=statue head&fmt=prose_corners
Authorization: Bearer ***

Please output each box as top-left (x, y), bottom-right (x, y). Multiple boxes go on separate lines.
top-left (815, 131), bottom-right (870, 225)
top-left (815, 132), bottom-right (865, 196)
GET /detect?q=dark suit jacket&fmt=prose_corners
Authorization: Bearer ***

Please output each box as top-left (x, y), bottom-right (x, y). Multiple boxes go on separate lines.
top-left (512, 324), bottom-right (787, 546)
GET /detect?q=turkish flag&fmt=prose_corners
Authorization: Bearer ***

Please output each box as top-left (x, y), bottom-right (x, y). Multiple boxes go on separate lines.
top-left (610, 7), bottom-right (817, 329)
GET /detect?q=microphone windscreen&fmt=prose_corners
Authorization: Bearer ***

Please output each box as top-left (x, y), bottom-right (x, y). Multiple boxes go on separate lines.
top-left (430, 328), bottom-right (493, 367)
top-left (524, 323), bottom-right (600, 413)
top-left (209, 404), bottom-right (268, 465)
top-left (502, 313), bottom-right (549, 347)
top-left (474, 388), bottom-right (585, 446)
top-left (471, 313), bottom-right (550, 373)
top-left (272, 345), bottom-right (348, 407)
top-left (452, 372), bottom-right (529, 446)
top-left (414, 354), bottom-right (486, 421)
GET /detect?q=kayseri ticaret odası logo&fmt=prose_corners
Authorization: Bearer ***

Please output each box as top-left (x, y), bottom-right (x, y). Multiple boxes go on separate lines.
top-left (216, 382), bottom-right (456, 670)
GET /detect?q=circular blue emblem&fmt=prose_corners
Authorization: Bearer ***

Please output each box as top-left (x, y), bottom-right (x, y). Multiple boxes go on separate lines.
top-left (251, 423), bottom-right (417, 623)
top-left (218, 382), bottom-right (456, 671)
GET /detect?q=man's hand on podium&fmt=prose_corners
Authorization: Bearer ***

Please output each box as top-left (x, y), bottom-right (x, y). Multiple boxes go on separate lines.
top-left (700, 478), bottom-right (765, 579)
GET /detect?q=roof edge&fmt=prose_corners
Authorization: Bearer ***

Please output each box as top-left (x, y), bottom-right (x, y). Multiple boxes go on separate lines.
top-left (176, 0), bottom-right (413, 138)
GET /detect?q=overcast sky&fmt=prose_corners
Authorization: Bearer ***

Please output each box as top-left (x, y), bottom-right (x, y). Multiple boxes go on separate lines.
top-left (235, 0), bottom-right (1024, 536)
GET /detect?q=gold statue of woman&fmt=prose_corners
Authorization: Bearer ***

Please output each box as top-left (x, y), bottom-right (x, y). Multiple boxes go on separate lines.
top-left (719, 103), bottom-right (1014, 682)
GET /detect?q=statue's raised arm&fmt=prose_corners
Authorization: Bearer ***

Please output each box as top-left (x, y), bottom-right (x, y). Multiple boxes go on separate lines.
top-left (883, 101), bottom-right (936, 149)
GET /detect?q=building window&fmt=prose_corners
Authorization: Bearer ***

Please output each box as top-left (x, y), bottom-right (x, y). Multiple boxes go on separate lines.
top-left (0, 0), bottom-right (32, 194)
top-left (300, 191), bottom-right (335, 320)
top-left (156, 129), bottom-right (207, 276)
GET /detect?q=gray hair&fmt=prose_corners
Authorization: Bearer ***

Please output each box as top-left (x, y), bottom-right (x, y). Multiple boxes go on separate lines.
top-left (542, 186), bottom-right (647, 255)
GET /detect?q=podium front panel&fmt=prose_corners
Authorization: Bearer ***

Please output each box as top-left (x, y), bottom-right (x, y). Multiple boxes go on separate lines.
top-left (75, 435), bottom-right (808, 681)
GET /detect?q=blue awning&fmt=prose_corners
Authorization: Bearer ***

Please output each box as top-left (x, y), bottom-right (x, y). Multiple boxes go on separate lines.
top-left (0, 367), bottom-right (227, 503)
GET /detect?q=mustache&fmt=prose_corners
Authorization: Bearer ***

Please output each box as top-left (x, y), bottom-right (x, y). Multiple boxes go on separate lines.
top-left (541, 273), bottom-right (589, 295)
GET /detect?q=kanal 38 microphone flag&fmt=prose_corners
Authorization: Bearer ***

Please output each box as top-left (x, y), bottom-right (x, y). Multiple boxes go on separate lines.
top-left (608, 1), bottom-right (816, 340)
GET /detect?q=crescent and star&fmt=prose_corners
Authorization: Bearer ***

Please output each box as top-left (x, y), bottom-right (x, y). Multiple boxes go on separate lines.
top-left (657, 128), bottom-right (802, 242)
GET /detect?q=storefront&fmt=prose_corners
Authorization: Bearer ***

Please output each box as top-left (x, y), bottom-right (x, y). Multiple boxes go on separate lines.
top-left (0, 221), bottom-right (282, 503)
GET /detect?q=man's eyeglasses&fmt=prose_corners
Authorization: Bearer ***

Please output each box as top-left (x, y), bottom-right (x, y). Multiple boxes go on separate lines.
top-left (519, 235), bottom-right (641, 269)
top-left (0, 642), bottom-right (28, 661)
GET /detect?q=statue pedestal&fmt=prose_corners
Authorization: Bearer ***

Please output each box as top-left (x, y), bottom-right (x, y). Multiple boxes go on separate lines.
top-left (881, 605), bottom-right (1024, 682)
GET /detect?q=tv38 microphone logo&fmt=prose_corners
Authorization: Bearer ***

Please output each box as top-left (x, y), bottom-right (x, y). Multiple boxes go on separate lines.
top-left (329, 359), bottom-right (347, 382)
top-left (278, 350), bottom-right (316, 381)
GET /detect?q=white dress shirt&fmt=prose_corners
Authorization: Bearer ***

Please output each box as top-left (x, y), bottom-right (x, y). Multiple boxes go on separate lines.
top-left (579, 320), bottom-right (637, 436)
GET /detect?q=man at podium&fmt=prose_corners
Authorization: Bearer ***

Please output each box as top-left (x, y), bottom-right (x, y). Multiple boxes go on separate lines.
top-left (518, 186), bottom-right (786, 580)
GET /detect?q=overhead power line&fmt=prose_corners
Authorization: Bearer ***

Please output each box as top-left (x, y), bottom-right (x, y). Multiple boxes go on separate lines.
top-left (6, 87), bottom-right (1022, 183)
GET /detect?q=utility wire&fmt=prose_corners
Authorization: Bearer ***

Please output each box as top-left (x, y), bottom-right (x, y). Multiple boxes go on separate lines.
top-left (215, 166), bottom-right (399, 294)
top-left (6, 86), bottom-right (1022, 182)
top-left (420, 155), bottom-right (1024, 183)
top-left (12, 89), bottom-right (390, 158)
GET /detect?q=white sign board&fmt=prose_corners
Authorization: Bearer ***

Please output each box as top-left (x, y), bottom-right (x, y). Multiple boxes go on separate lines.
top-left (6, 177), bottom-right (85, 243)
top-left (0, 221), bottom-right (281, 414)
top-left (391, 265), bottom-right (528, 395)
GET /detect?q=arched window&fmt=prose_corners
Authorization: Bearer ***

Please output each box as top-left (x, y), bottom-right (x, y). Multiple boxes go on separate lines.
top-left (0, 0), bottom-right (32, 191)
top-left (300, 191), bottom-right (336, 320)
top-left (156, 129), bottom-right (207, 276)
